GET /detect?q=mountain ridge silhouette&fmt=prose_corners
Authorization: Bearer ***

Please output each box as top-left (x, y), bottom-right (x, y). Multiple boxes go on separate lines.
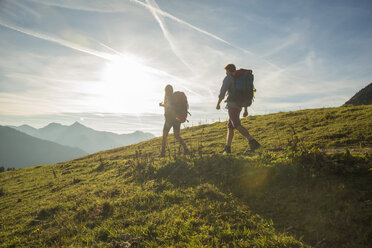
top-left (0, 126), bottom-right (87, 168)
top-left (10, 122), bottom-right (155, 154)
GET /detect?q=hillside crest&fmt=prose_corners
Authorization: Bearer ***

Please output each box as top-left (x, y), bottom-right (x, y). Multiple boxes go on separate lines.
top-left (344, 82), bottom-right (372, 106)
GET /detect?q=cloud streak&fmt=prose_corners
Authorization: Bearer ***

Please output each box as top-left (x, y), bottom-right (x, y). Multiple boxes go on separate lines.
top-left (11, 0), bottom-right (41, 20)
top-left (28, 0), bottom-right (234, 45)
top-left (0, 19), bottom-right (113, 61)
top-left (145, 0), bottom-right (193, 71)
top-left (129, 0), bottom-right (281, 70)
top-left (26, 0), bottom-right (132, 13)
top-left (28, 0), bottom-right (279, 69)
top-left (0, 16), bottom-right (195, 92)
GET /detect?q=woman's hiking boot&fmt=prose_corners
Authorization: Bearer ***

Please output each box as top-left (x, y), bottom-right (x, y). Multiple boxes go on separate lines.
top-left (184, 148), bottom-right (191, 155)
top-left (221, 145), bottom-right (231, 154)
top-left (245, 139), bottom-right (261, 153)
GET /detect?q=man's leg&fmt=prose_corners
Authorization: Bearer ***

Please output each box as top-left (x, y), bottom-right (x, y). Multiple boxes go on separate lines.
top-left (220, 127), bottom-right (234, 154)
top-left (229, 106), bottom-right (251, 138)
top-left (222, 116), bottom-right (236, 153)
top-left (229, 107), bottom-right (261, 151)
top-left (223, 107), bottom-right (243, 153)
top-left (235, 125), bottom-right (249, 137)
top-left (226, 127), bottom-right (234, 147)
top-left (235, 125), bottom-right (261, 151)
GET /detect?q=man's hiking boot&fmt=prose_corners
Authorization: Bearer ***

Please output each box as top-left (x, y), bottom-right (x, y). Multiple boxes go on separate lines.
top-left (221, 145), bottom-right (231, 154)
top-left (245, 139), bottom-right (261, 153)
top-left (159, 151), bottom-right (165, 158)
top-left (249, 138), bottom-right (261, 150)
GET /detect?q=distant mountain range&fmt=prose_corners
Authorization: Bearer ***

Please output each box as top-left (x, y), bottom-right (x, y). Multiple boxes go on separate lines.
top-left (344, 82), bottom-right (372, 106)
top-left (0, 126), bottom-right (87, 168)
top-left (9, 122), bottom-right (155, 154)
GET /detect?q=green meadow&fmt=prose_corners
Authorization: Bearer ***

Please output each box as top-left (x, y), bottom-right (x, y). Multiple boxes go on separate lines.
top-left (1, 105), bottom-right (371, 247)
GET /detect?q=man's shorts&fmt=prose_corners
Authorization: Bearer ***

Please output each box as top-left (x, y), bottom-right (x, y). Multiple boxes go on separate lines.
top-left (163, 118), bottom-right (181, 133)
top-left (227, 107), bottom-right (242, 129)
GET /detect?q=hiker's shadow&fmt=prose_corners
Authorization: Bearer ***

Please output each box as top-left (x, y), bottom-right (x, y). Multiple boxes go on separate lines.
top-left (133, 156), bottom-right (367, 247)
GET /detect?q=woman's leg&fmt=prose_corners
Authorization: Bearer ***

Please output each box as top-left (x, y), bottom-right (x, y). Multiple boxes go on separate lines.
top-left (173, 121), bottom-right (189, 154)
top-left (174, 130), bottom-right (190, 154)
top-left (160, 120), bottom-right (172, 156)
top-left (160, 131), bottom-right (168, 156)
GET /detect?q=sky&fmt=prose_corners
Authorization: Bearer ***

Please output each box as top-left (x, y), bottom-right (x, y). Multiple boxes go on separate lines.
top-left (0, 0), bottom-right (371, 136)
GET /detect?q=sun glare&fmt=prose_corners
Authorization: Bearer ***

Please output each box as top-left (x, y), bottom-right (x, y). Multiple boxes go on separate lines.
top-left (104, 55), bottom-right (142, 84)
top-left (98, 55), bottom-right (161, 113)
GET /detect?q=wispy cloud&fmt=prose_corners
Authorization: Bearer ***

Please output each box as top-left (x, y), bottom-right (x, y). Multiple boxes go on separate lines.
top-left (29, 0), bottom-right (275, 68)
top-left (0, 9), bottom-right (196, 93)
top-left (11, 0), bottom-right (41, 20)
top-left (261, 33), bottom-right (300, 58)
top-left (130, 0), bottom-right (283, 71)
top-left (26, 0), bottom-right (134, 13)
top-left (129, 0), bottom-right (239, 48)
top-left (145, 0), bottom-right (193, 72)
top-left (28, 0), bottom-right (235, 46)
top-left (0, 20), bottom-right (113, 60)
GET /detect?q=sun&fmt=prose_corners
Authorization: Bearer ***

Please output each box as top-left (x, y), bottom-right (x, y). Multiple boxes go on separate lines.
top-left (103, 55), bottom-right (143, 85)
top-left (98, 54), bottom-right (162, 113)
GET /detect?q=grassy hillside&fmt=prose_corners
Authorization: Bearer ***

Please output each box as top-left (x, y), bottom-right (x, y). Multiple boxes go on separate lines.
top-left (1, 105), bottom-right (371, 247)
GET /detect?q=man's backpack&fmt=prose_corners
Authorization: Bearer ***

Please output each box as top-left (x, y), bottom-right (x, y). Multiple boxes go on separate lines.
top-left (172, 91), bottom-right (190, 123)
top-left (229, 69), bottom-right (255, 107)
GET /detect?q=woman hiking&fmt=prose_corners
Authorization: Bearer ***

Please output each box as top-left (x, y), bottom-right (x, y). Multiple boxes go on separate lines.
top-left (159, 84), bottom-right (190, 157)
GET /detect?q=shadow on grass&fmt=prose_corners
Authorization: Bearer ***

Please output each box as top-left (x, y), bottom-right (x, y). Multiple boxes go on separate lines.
top-left (133, 154), bottom-right (372, 248)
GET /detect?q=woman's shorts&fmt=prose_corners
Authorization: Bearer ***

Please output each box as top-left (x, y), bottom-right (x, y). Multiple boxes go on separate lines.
top-left (163, 118), bottom-right (181, 133)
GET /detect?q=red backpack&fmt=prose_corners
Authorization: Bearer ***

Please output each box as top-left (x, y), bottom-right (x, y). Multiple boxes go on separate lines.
top-left (172, 91), bottom-right (190, 123)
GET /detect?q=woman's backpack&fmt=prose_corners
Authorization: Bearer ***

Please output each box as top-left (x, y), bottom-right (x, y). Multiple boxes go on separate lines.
top-left (172, 91), bottom-right (190, 123)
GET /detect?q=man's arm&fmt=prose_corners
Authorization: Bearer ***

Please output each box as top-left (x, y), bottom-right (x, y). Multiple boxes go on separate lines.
top-left (216, 98), bottom-right (224, 110)
top-left (216, 75), bottom-right (233, 110)
top-left (243, 106), bottom-right (248, 117)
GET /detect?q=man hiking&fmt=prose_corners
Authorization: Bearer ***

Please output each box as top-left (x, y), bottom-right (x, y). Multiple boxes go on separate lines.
top-left (159, 84), bottom-right (190, 157)
top-left (216, 64), bottom-right (261, 154)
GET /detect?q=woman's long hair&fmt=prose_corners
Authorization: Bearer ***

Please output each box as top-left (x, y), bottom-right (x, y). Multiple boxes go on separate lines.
top-left (164, 84), bottom-right (173, 104)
